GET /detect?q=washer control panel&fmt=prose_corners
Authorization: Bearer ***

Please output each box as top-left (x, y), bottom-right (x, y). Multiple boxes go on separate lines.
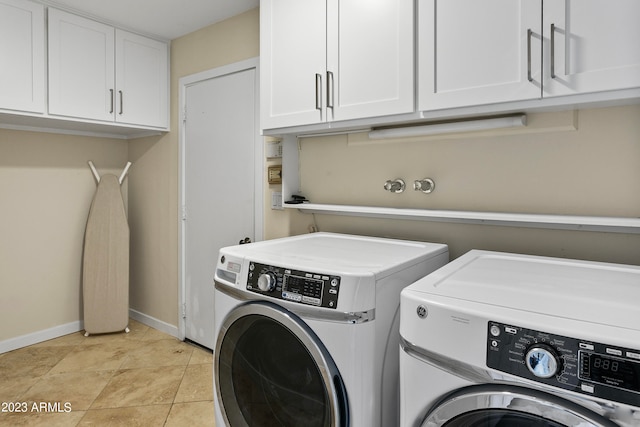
top-left (247, 262), bottom-right (341, 309)
top-left (487, 321), bottom-right (640, 407)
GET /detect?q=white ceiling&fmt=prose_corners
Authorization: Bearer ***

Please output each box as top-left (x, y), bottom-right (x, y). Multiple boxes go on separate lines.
top-left (45, 0), bottom-right (260, 40)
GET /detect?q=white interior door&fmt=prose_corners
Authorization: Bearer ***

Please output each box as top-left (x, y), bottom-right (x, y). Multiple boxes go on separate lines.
top-left (181, 60), bottom-right (261, 349)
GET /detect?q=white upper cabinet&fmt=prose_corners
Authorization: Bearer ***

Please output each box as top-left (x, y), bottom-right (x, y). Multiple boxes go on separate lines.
top-left (261, 0), bottom-right (414, 130)
top-left (115, 30), bottom-right (169, 128)
top-left (48, 8), bottom-right (168, 128)
top-left (543, 0), bottom-right (640, 97)
top-left (261, 0), bottom-right (327, 129)
top-left (328, 0), bottom-right (414, 122)
top-left (419, 0), bottom-right (640, 112)
top-left (48, 9), bottom-right (115, 122)
top-left (0, 0), bottom-right (45, 114)
top-left (418, 0), bottom-right (542, 111)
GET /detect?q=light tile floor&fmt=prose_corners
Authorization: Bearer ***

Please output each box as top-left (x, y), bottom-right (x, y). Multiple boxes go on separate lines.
top-left (0, 319), bottom-right (215, 426)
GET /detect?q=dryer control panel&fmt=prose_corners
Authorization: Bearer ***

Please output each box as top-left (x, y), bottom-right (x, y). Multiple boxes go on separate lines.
top-left (247, 262), bottom-right (341, 309)
top-left (487, 321), bottom-right (640, 407)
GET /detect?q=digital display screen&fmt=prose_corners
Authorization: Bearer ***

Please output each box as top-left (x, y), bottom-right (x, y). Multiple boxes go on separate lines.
top-left (283, 275), bottom-right (323, 299)
top-left (580, 351), bottom-right (640, 393)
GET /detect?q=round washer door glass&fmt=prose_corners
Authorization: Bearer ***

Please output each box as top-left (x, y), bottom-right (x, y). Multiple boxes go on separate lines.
top-left (422, 385), bottom-right (617, 427)
top-left (441, 409), bottom-right (566, 427)
top-left (216, 301), bottom-right (348, 427)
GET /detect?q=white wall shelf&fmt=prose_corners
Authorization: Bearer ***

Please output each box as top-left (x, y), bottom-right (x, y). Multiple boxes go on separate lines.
top-left (287, 203), bottom-right (640, 234)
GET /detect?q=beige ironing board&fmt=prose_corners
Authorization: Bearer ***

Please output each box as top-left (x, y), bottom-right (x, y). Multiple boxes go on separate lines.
top-left (82, 162), bottom-right (131, 335)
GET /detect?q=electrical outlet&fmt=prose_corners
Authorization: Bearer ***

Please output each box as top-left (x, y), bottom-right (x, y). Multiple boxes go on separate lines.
top-left (271, 191), bottom-right (283, 210)
top-left (266, 140), bottom-right (283, 158)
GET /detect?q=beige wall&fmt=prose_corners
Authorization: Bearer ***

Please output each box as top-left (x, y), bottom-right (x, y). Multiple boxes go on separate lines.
top-left (127, 8), bottom-right (260, 328)
top-left (296, 105), bottom-right (640, 265)
top-left (2, 5), bottom-right (638, 347)
top-left (0, 129), bottom-right (127, 342)
top-left (0, 8), bottom-right (260, 346)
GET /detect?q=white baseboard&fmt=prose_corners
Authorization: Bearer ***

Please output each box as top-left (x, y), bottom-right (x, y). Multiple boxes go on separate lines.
top-left (0, 321), bottom-right (83, 354)
top-left (0, 311), bottom-right (180, 354)
top-left (128, 309), bottom-right (180, 339)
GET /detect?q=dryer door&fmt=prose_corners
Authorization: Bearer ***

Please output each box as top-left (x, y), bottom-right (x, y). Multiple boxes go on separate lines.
top-left (421, 385), bottom-right (618, 427)
top-left (215, 301), bottom-right (349, 427)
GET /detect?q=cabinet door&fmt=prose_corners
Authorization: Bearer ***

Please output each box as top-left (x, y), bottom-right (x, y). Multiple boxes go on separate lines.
top-left (544, 0), bottom-right (640, 97)
top-left (115, 30), bottom-right (168, 128)
top-left (0, 0), bottom-right (44, 113)
top-left (418, 0), bottom-right (542, 111)
top-left (327, 0), bottom-right (414, 121)
top-left (48, 8), bottom-right (115, 121)
top-left (260, 0), bottom-right (327, 130)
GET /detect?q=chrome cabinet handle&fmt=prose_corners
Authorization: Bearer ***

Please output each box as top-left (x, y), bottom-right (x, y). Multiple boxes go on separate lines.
top-left (315, 73), bottom-right (322, 111)
top-left (119, 90), bottom-right (123, 115)
top-left (109, 89), bottom-right (114, 113)
top-left (327, 71), bottom-right (334, 109)
top-left (527, 29), bottom-right (533, 82)
top-left (550, 23), bottom-right (556, 79)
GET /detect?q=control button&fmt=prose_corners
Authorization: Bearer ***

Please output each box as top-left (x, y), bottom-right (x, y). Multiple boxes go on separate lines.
top-left (526, 344), bottom-right (560, 379)
top-left (581, 383), bottom-right (595, 394)
top-left (282, 292), bottom-right (302, 302)
top-left (328, 301), bottom-right (335, 308)
top-left (257, 272), bottom-right (277, 292)
top-left (627, 351), bottom-right (640, 360)
top-left (491, 340), bottom-right (498, 348)
top-left (249, 263), bottom-right (254, 271)
top-left (331, 278), bottom-right (339, 287)
top-left (490, 325), bottom-right (501, 337)
top-left (606, 348), bottom-right (623, 356)
top-left (505, 327), bottom-right (517, 335)
top-left (329, 288), bottom-right (337, 295)
top-left (579, 343), bottom-right (595, 351)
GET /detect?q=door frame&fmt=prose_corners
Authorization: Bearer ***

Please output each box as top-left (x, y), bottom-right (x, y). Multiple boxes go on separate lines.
top-left (177, 57), bottom-right (263, 341)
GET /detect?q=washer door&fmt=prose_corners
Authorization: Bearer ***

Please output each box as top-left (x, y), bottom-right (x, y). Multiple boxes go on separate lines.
top-left (422, 385), bottom-right (618, 427)
top-left (215, 301), bottom-right (349, 427)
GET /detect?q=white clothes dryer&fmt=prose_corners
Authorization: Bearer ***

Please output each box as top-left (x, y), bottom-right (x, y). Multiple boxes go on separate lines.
top-left (213, 232), bottom-right (448, 427)
top-left (400, 250), bottom-right (640, 427)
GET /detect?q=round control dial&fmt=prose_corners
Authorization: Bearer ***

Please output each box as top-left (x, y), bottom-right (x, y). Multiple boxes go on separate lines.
top-left (257, 272), bottom-right (276, 292)
top-left (525, 344), bottom-right (560, 379)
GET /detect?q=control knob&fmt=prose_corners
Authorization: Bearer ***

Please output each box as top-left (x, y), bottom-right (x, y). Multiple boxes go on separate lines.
top-left (257, 272), bottom-right (276, 292)
top-left (525, 344), bottom-right (560, 379)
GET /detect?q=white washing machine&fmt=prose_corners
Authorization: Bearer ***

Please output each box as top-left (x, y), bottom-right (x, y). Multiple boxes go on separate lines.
top-left (213, 232), bottom-right (448, 427)
top-left (400, 250), bottom-right (640, 427)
